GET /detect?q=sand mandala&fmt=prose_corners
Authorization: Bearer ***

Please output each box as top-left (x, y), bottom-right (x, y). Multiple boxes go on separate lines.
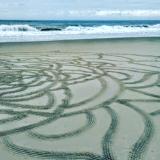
top-left (0, 52), bottom-right (160, 160)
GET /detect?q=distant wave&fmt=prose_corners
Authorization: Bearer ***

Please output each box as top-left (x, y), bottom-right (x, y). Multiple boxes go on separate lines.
top-left (0, 24), bottom-right (160, 33)
top-left (62, 24), bottom-right (160, 34)
top-left (0, 25), bottom-right (38, 32)
top-left (0, 24), bottom-right (160, 42)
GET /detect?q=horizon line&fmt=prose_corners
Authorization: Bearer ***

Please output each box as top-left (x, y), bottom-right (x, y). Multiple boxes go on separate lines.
top-left (0, 19), bottom-right (160, 21)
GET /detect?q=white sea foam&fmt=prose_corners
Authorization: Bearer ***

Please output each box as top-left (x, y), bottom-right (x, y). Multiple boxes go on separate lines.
top-left (0, 24), bottom-right (38, 32)
top-left (62, 24), bottom-right (160, 34)
top-left (0, 24), bottom-right (160, 42)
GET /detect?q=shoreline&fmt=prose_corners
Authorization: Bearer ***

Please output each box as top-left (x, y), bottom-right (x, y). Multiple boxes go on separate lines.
top-left (0, 37), bottom-right (160, 57)
top-left (0, 36), bottom-right (160, 45)
top-left (0, 37), bottom-right (160, 56)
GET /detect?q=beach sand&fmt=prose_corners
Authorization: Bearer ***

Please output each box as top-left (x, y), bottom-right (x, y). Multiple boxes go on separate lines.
top-left (0, 38), bottom-right (160, 160)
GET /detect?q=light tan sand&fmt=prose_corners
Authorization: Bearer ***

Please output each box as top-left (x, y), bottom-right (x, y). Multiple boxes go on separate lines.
top-left (0, 38), bottom-right (160, 160)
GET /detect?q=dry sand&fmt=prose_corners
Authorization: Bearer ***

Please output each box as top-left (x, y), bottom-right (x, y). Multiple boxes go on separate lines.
top-left (0, 37), bottom-right (160, 160)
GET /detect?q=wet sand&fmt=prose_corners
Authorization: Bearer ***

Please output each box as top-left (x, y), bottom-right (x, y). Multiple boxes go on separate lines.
top-left (0, 38), bottom-right (160, 160)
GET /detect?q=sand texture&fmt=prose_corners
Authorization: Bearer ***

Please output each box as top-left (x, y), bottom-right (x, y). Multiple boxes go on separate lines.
top-left (0, 38), bottom-right (160, 160)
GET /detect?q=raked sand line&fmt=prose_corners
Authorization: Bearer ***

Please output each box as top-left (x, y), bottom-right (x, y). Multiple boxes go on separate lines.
top-left (0, 51), bottom-right (159, 160)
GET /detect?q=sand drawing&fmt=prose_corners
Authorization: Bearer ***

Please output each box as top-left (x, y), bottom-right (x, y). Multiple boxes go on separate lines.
top-left (0, 51), bottom-right (160, 160)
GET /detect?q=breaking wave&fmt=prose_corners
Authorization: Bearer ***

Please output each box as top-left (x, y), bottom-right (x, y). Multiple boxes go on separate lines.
top-left (0, 24), bottom-right (38, 32)
top-left (0, 24), bottom-right (160, 42)
top-left (62, 24), bottom-right (160, 34)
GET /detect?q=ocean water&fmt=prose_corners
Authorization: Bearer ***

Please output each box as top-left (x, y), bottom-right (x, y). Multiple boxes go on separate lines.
top-left (0, 20), bottom-right (160, 42)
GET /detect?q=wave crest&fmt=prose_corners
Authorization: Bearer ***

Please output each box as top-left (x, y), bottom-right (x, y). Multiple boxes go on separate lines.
top-left (0, 25), bottom-right (38, 32)
top-left (0, 23), bottom-right (160, 42)
top-left (63, 24), bottom-right (160, 34)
